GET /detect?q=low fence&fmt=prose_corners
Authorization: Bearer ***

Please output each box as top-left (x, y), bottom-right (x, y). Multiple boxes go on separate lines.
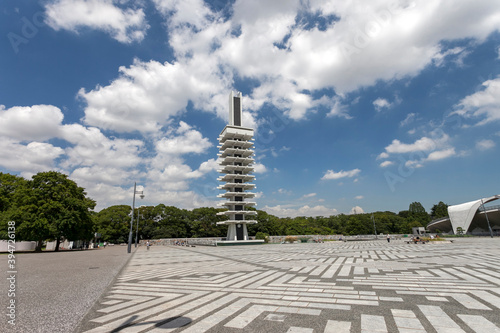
top-left (139, 237), bottom-right (223, 247)
top-left (138, 234), bottom-right (405, 247)
top-left (0, 240), bottom-right (36, 251)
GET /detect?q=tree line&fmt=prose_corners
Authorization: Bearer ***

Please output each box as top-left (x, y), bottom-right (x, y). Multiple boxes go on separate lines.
top-left (1, 171), bottom-right (450, 249)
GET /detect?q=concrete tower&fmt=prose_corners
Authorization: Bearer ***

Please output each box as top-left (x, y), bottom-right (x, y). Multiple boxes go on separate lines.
top-left (216, 92), bottom-right (258, 242)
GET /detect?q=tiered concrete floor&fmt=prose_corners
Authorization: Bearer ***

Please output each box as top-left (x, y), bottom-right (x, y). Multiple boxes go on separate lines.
top-left (75, 238), bottom-right (500, 333)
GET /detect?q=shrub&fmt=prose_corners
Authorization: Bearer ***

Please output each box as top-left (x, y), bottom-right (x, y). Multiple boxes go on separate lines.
top-left (284, 236), bottom-right (298, 243)
top-left (255, 232), bottom-right (269, 243)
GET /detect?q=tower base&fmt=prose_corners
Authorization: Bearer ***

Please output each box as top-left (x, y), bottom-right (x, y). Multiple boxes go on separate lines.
top-left (216, 239), bottom-right (265, 246)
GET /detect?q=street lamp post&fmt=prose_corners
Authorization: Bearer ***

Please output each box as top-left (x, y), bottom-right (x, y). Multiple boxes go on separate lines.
top-left (128, 183), bottom-right (144, 253)
top-left (135, 204), bottom-right (144, 248)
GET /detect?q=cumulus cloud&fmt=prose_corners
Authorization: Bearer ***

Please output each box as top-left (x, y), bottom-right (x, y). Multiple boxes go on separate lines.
top-left (198, 158), bottom-right (219, 174)
top-left (263, 204), bottom-right (338, 218)
top-left (454, 78), bottom-right (500, 125)
top-left (322, 168), bottom-right (361, 180)
top-left (79, 59), bottom-right (232, 133)
top-left (0, 105), bottom-right (63, 141)
top-left (60, 124), bottom-right (144, 169)
top-left (426, 148), bottom-right (456, 161)
top-left (254, 162), bottom-right (268, 173)
top-left (379, 160), bottom-right (393, 167)
top-left (302, 193), bottom-right (317, 198)
top-left (383, 136), bottom-right (440, 154)
top-left (373, 98), bottom-right (391, 112)
top-left (71, 0), bottom-right (500, 128)
top-left (355, 195), bottom-right (364, 200)
top-left (350, 206), bottom-right (364, 214)
top-left (155, 122), bottom-right (212, 155)
top-left (0, 139), bottom-right (64, 174)
top-left (45, 0), bottom-right (149, 43)
top-left (378, 130), bottom-right (457, 167)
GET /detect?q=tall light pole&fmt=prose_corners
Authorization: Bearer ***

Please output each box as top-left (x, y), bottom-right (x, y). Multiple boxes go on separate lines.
top-left (128, 183), bottom-right (144, 253)
top-left (135, 204), bottom-right (144, 248)
top-left (480, 198), bottom-right (494, 238)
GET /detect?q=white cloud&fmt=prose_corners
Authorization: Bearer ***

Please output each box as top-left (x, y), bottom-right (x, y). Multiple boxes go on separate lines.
top-left (302, 193), bottom-right (317, 198)
top-left (384, 137), bottom-right (437, 153)
top-left (379, 131), bottom-right (456, 167)
top-left (277, 188), bottom-right (292, 195)
top-left (45, 0), bottom-right (149, 43)
top-left (432, 47), bottom-right (467, 67)
top-left (455, 78), bottom-right (500, 125)
top-left (156, 122), bottom-right (212, 155)
top-left (70, 165), bottom-right (132, 186)
top-left (382, 131), bottom-right (451, 155)
top-left (60, 124), bottom-right (144, 169)
top-left (0, 105), bottom-right (63, 141)
top-left (79, 55), bottom-right (237, 133)
top-left (322, 168), bottom-right (361, 180)
top-left (254, 163), bottom-right (268, 173)
top-left (263, 204), bottom-right (338, 218)
top-left (355, 195), bottom-right (364, 200)
top-left (198, 158), bottom-right (219, 174)
top-left (426, 148), bottom-right (456, 161)
top-left (59, 0), bottom-right (500, 130)
top-left (350, 206), bottom-right (364, 214)
top-left (400, 113), bottom-right (417, 127)
top-left (254, 191), bottom-right (264, 199)
top-left (147, 164), bottom-right (203, 191)
top-left (321, 96), bottom-right (352, 119)
top-left (0, 138), bottom-right (64, 174)
top-left (373, 98), bottom-right (391, 111)
top-left (476, 139), bottom-right (495, 151)
top-left (377, 152), bottom-right (389, 159)
top-left (379, 160), bottom-right (393, 167)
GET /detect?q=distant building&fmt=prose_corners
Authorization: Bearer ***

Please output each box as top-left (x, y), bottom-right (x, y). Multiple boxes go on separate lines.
top-left (427, 195), bottom-right (500, 235)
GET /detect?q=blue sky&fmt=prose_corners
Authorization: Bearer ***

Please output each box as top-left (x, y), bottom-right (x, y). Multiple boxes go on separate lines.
top-left (1, 0), bottom-right (499, 216)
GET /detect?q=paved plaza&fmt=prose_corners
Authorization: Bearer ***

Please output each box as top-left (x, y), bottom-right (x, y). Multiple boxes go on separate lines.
top-left (75, 238), bottom-right (500, 333)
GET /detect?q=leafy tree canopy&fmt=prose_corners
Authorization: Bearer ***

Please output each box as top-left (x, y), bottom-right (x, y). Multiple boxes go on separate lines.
top-left (431, 201), bottom-right (449, 219)
top-left (1, 171), bottom-right (95, 251)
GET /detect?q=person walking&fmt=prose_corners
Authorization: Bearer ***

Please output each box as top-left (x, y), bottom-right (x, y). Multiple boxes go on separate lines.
top-left (387, 234), bottom-right (390, 243)
top-left (146, 240), bottom-right (150, 251)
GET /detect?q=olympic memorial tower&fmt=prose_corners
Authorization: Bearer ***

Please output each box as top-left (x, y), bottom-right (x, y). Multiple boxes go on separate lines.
top-left (216, 92), bottom-right (262, 244)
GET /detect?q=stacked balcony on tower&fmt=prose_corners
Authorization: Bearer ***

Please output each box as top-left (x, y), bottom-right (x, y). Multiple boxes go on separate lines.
top-left (216, 92), bottom-right (257, 241)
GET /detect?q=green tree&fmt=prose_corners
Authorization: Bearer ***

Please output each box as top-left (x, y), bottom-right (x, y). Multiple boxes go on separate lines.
top-left (152, 205), bottom-right (190, 238)
top-left (94, 205), bottom-right (131, 244)
top-left (408, 201), bottom-right (430, 226)
top-left (6, 172), bottom-right (96, 251)
top-left (189, 207), bottom-right (227, 238)
top-left (135, 205), bottom-right (157, 240)
top-left (431, 201), bottom-right (449, 219)
top-left (0, 173), bottom-right (28, 239)
top-left (409, 202), bottom-right (426, 214)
